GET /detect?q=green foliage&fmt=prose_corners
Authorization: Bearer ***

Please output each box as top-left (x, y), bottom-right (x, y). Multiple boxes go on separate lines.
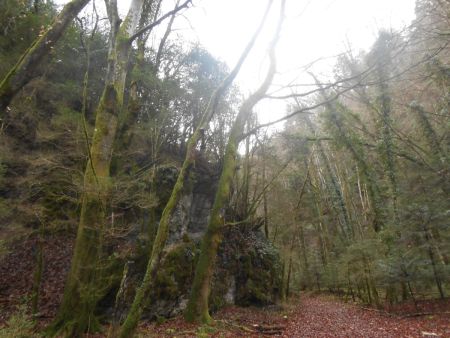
top-left (264, 23), bottom-right (450, 306)
top-left (0, 0), bottom-right (54, 77)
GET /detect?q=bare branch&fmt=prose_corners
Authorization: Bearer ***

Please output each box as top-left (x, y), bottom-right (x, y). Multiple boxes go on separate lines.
top-left (242, 85), bottom-right (354, 140)
top-left (194, 0), bottom-right (275, 132)
top-left (155, 0), bottom-right (181, 71)
top-left (129, 0), bottom-right (192, 42)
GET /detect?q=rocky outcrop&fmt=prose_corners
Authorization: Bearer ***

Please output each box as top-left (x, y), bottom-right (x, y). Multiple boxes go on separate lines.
top-left (109, 164), bottom-right (282, 320)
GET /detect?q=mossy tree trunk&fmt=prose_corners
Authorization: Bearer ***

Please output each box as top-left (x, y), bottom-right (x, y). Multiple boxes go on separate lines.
top-left (116, 0), bottom-right (164, 151)
top-left (184, 2), bottom-right (285, 323)
top-left (48, 1), bottom-right (165, 335)
top-left (0, 0), bottom-right (90, 115)
top-left (117, 4), bottom-right (273, 336)
top-left (117, 136), bottom-right (198, 338)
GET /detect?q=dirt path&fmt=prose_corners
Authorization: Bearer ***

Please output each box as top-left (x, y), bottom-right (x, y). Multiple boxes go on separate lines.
top-left (139, 294), bottom-right (449, 337)
top-left (282, 295), bottom-right (450, 338)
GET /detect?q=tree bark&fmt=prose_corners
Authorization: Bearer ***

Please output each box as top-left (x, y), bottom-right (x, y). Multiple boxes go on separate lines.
top-left (48, 1), bottom-right (195, 334)
top-left (47, 1), bottom-right (149, 335)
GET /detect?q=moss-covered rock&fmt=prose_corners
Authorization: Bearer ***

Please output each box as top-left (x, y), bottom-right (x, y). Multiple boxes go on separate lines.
top-left (215, 227), bottom-right (282, 308)
top-left (101, 166), bottom-right (282, 320)
top-left (153, 240), bottom-right (197, 301)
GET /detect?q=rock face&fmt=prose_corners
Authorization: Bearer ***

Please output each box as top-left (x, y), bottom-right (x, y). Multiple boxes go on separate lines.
top-left (115, 164), bottom-right (282, 319)
top-left (165, 166), bottom-right (217, 243)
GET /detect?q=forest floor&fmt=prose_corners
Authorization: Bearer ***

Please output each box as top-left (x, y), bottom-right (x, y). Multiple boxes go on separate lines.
top-left (1, 234), bottom-right (449, 337)
top-left (137, 294), bottom-right (450, 337)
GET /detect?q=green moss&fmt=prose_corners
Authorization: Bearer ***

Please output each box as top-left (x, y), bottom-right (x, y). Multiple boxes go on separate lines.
top-left (233, 234), bottom-right (283, 307)
top-left (47, 191), bottom-right (107, 336)
top-left (154, 241), bottom-right (197, 300)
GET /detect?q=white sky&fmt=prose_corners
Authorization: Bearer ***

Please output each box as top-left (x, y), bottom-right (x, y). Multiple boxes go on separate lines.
top-left (157, 0), bottom-right (417, 124)
top-left (69, 0), bottom-right (417, 124)
top-left (181, 0), bottom-right (416, 82)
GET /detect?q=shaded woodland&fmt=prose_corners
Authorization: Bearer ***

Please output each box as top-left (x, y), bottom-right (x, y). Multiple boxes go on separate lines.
top-left (0, 0), bottom-right (449, 337)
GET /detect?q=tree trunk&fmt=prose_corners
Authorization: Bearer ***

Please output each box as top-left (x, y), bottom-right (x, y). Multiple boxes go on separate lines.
top-left (117, 3), bottom-right (271, 335)
top-left (117, 141), bottom-right (197, 337)
top-left (261, 140), bottom-right (270, 238)
top-left (184, 3), bottom-right (284, 322)
top-left (0, 0), bottom-right (91, 114)
top-left (304, 115), bottom-right (352, 241)
top-left (47, 1), bottom-right (146, 335)
top-left (48, 85), bottom-right (123, 337)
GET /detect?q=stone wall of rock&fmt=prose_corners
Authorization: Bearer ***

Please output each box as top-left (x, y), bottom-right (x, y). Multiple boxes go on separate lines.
top-left (108, 164), bottom-right (282, 320)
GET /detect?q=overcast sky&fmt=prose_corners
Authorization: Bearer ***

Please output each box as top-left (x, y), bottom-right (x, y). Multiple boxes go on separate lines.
top-left (74, 0), bottom-right (417, 123)
top-left (179, 0), bottom-right (416, 81)
top-left (160, 0), bottom-right (416, 122)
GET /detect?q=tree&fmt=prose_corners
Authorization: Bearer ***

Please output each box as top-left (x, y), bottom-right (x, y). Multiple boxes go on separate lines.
top-left (184, 0), bottom-right (285, 323)
top-left (0, 0), bottom-right (91, 114)
top-left (48, 1), bottom-right (191, 336)
top-left (116, 2), bottom-right (275, 335)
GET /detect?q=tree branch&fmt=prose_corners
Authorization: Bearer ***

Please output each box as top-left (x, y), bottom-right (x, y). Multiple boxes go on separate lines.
top-left (128, 0), bottom-right (192, 42)
top-left (241, 84), bottom-right (355, 140)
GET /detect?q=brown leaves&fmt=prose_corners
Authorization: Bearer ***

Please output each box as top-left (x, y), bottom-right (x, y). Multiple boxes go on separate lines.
top-left (0, 234), bottom-right (73, 323)
top-left (139, 295), bottom-right (450, 337)
top-left (281, 295), bottom-right (450, 338)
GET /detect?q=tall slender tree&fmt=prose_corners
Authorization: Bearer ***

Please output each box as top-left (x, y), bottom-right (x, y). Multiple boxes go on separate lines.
top-left (116, 2), bottom-right (275, 336)
top-left (48, 1), bottom-right (191, 336)
top-left (184, 0), bottom-right (286, 323)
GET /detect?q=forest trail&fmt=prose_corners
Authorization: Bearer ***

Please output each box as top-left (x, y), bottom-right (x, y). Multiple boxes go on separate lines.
top-left (281, 295), bottom-right (450, 338)
top-left (141, 294), bottom-right (450, 338)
